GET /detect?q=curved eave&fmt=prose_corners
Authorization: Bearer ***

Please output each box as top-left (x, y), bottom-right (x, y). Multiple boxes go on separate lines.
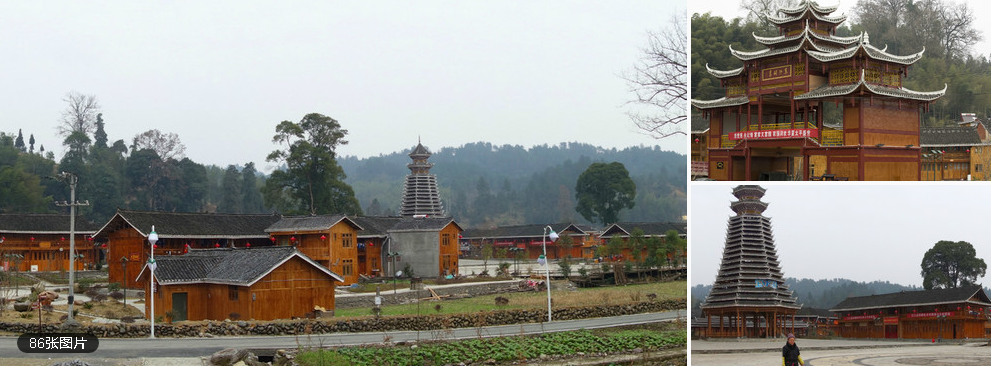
top-left (768, 9), bottom-right (846, 26)
top-left (779, 1), bottom-right (840, 16)
top-left (730, 36), bottom-right (835, 61)
top-left (705, 63), bottom-right (744, 78)
top-left (795, 70), bottom-right (947, 102)
top-left (755, 24), bottom-right (860, 47)
top-left (807, 43), bottom-right (924, 65)
top-left (691, 96), bottom-right (750, 110)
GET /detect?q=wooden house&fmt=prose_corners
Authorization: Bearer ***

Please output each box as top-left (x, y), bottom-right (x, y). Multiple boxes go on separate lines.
top-left (830, 286), bottom-right (991, 339)
top-left (598, 222), bottom-right (687, 263)
top-left (137, 246), bottom-right (342, 321)
top-left (921, 126), bottom-right (991, 181)
top-left (0, 214), bottom-right (100, 272)
top-left (691, 117), bottom-right (710, 179)
top-left (264, 215), bottom-right (363, 286)
top-left (461, 223), bottom-right (591, 260)
top-left (94, 209), bottom-right (281, 289)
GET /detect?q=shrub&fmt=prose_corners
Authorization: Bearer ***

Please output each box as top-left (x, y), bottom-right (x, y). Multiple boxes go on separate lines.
top-left (108, 282), bottom-right (122, 292)
top-left (496, 262), bottom-right (511, 277)
top-left (94, 294), bottom-right (108, 303)
top-left (578, 267), bottom-right (588, 278)
top-left (20, 313), bottom-right (32, 319)
top-left (495, 296), bottom-right (509, 306)
top-left (83, 302), bottom-right (94, 310)
top-left (434, 304), bottom-right (443, 313)
top-left (109, 292), bottom-right (124, 301)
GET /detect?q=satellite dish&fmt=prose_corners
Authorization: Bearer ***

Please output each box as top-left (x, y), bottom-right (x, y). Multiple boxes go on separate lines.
top-left (396, 270), bottom-right (403, 277)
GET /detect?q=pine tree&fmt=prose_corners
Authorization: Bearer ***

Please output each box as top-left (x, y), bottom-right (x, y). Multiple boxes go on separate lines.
top-left (14, 129), bottom-right (25, 152)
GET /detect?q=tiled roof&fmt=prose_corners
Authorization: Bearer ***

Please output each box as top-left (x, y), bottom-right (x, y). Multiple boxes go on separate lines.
top-left (94, 209), bottom-right (281, 239)
top-left (806, 38), bottom-right (925, 65)
top-left (409, 142), bottom-right (431, 157)
top-left (767, 5), bottom-right (847, 25)
top-left (705, 64), bottom-right (744, 78)
top-left (599, 222), bottom-right (686, 238)
top-left (145, 246), bottom-right (343, 285)
top-left (265, 215), bottom-right (362, 233)
top-left (753, 25), bottom-right (861, 47)
top-left (779, 1), bottom-right (840, 16)
top-left (0, 214), bottom-right (100, 234)
top-left (352, 216), bottom-right (403, 237)
top-left (461, 223), bottom-right (590, 240)
top-left (921, 127), bottom-right (982, 146)
top-left (390, 217), bottom-right (463, 232)
top-left (795, 70), bottom-right (946, 102)
top-left (691, 96), bottom-right (750, 110)
top-left (830, 285), bottom-right (991, 312)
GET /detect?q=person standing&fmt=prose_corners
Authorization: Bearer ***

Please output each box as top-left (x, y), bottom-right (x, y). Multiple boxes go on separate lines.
top-left (782, 333), bottom-right (804, 366)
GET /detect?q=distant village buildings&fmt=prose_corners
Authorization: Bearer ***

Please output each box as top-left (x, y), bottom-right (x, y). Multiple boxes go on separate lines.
top-left (0, 214), bottom-right (101, 272)
top-left (831, 286), bottom-right (991, 339)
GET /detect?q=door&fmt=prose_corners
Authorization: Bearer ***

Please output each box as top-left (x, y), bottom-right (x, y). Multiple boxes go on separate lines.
top-left (171, 292), bottom-right (188, 322)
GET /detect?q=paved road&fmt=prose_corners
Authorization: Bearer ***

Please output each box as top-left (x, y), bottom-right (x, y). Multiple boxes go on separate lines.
top-left (692, 339), bottom-right (991, 366)
top-left (0, 310), bottom-right (684, 361)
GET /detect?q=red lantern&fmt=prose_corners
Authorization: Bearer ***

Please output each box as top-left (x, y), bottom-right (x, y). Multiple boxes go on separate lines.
top-left (153, 244), bottom-right (158, 249)
top-left (87, 236), bottom-right (93, 241)
top-left (246, 243), bottom-right (251, 248)
top-left (61, 237), bottom-right (66, 241)
top-left (694, 138), bottom-right (700, 143)
top-left (30, 237), bottom-right (35, 241)
top-left (290, 236), bottom-right (297, 242)
top-left (321, 235), bottom-right (327, 240)
top-left (215, 243), bottom-right (220, 248)
top-left (270, 236), bottom-right (276, 242)
top-left (368, 242), bottom-right (373, 247)
top-left (101, 244), bottom-right (107, 248)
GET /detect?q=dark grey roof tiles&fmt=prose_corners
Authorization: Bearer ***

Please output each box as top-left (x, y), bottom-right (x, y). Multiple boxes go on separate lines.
top-left (599, 222), bottom-right (686, 238)
top-left (461, 223), bottom-right (589, 239)
top-left (920, 127), bottom-right (982, 146)
top-left (151, 246), bottom-right (342, 285)
top-left (0, 214), bottom-right (100, 234)
top-left (98, 210), bottom-right (281, 239)
top-left (830, 285), bottom-right (991, 312)
top-left (265, 215), bottom-right (361, 233)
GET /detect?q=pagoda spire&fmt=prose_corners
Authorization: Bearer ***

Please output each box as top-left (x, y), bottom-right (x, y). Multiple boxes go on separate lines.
top-left (400, 140), bottom-right (444, 217)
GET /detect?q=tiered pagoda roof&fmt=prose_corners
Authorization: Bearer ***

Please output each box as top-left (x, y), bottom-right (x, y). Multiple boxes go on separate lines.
top-left (399, 141), bottom-right (444, 218)
top-left (702, 186), bottom-right (800, 310)
top-left (691, 0), bottom-right (946, 109)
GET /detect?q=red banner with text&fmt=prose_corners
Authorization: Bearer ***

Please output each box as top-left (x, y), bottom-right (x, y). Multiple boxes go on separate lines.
top-left (729, 129), bottom-right (818, 140)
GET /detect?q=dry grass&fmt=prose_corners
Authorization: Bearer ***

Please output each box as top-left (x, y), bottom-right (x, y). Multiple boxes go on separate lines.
top-left (335, 281), bottom-right (686, 318)
top-left (55, 300), bottom-right (144, 320)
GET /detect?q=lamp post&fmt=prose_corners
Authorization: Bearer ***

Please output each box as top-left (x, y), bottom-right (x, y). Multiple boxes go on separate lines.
top-left (120, 257), bottom-right (128, 304)
top-left (148, 226), bottom-right (158, 339)
top-left (539, 226), bottom-right (559, 322)
top-left (387, 251), bottom-right (400, 295)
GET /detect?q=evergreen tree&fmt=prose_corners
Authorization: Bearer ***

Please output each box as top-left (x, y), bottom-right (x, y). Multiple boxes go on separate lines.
top-left (28, 134), bottom-right (35, 153)
top-left (93, 113), bottom-right (108, 148)
top-left (240, 162), bottom-right (264, 213)
top-left (219, 165), bottom-right (243, 213)
top-left (14, 129), bottom-right (24, 152)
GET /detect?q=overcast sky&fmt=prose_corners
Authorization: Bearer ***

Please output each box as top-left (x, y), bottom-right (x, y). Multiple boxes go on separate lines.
top-left (690, 183), bottom-right (991, 288)
top-left (691, 0), bottom-right (991, 57)
top-left (0, 1), bottom-right (683, 172)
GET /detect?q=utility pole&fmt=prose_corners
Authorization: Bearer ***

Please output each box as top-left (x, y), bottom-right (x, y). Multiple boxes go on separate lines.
top-left (55, 172), bottom-right (90, 327)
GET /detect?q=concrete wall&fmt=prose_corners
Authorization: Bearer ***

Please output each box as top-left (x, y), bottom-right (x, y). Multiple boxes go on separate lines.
top-left (389, 231), bottom-right (440, 278)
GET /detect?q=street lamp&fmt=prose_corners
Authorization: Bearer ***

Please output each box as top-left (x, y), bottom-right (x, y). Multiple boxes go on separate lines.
top-left (120, 257), bottom-right (128, 304)
top-left (540, 226), bottom-right (559, 322)
top-left (386, 251), bottom-right (400, 295)
top-left (148, 226), bottom-right (158, 339)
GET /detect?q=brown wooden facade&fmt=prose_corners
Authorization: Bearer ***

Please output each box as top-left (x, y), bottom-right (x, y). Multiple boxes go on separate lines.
top-left (95, 210), bottom-right (281, 289)
top-left (266, 216), bottom-right (363, 286)
top-left (438, 222), bottom-right (461, 276)
top-left (0, 214), bottom-right (100, 272)
top-left (692, 2), bottom-right (945, 181)
top-left (461, 223), bottom-right (593, 261)
top-left (141, 248), bottom-right (341, 321)
top-left (831, 286), bottom-right (991, 340)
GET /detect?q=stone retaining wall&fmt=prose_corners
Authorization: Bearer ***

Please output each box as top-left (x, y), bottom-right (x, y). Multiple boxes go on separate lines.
top-left (336, 281), bottom-right (521, 309)
top-left (0, 299), bottom-right (684, 338)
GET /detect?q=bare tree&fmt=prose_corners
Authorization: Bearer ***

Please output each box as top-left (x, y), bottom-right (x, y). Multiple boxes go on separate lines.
top-left (131, 129), bottom-right (187, 161)
top-left (624, 12), bottom-right (687, 139)
top-left (58, 92), bottom-right (101, 138)
top-left (938, 0), bottom-right (982, 60)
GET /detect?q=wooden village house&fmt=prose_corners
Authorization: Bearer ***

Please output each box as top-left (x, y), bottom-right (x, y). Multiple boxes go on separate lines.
top-left (461, 223), bottom-right (593, 261)
top-left (598, 222), bottom-right (687, 263)
top-left (137, 246), bottom-right (342, 321)
top-left (830, 286), bottom-right (991, 339)
top-left (0, 214), bottom-right (101, 272)
top-left (264, 215), bottom-right (364, 286)
top-left (94, 209), bottom-right (281, 289)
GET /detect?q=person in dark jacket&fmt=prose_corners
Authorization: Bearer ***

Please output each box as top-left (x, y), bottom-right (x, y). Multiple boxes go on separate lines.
top-left (782, 333), bottom-right (804, 366)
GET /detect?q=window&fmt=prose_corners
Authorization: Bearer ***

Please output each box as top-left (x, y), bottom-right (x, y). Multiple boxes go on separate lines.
top-left (342, 259), bottom-right (353, 276)
top-left (229, 285), bottom-right (239, 301)
top-left (342, 233), bottom-right (353, 248)
top-left (442, 233), bottom-right (451, 246)
top-left (977, 164), bottom-right (983, 173)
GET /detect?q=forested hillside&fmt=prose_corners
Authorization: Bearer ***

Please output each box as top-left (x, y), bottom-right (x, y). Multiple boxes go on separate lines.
top-left (339, 142), bottom-right (687, 228)
top-left (692, 0), bottom-right (991, 125)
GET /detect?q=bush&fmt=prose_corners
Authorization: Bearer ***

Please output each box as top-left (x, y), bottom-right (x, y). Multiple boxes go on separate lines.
top-left (578, 267), bottom-right (588, 278)
top-left (83, 302), bottom-right (94, 310)
top-left (93, 294), bottom-right (108, 303)
top-left (108, 282), bottom-right (122, 292)
top-left (495, 296), bottom-right (509, 306)
top-left (109, 292), bottom-right (124, 301)
top-left (496, 262), bottom-right (511, 277)
top-left (558, 257), bottom-right (573, 278)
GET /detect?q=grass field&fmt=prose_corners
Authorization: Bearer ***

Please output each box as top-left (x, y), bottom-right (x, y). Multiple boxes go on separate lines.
top-left (335, 281), bottom-right (685, 318)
